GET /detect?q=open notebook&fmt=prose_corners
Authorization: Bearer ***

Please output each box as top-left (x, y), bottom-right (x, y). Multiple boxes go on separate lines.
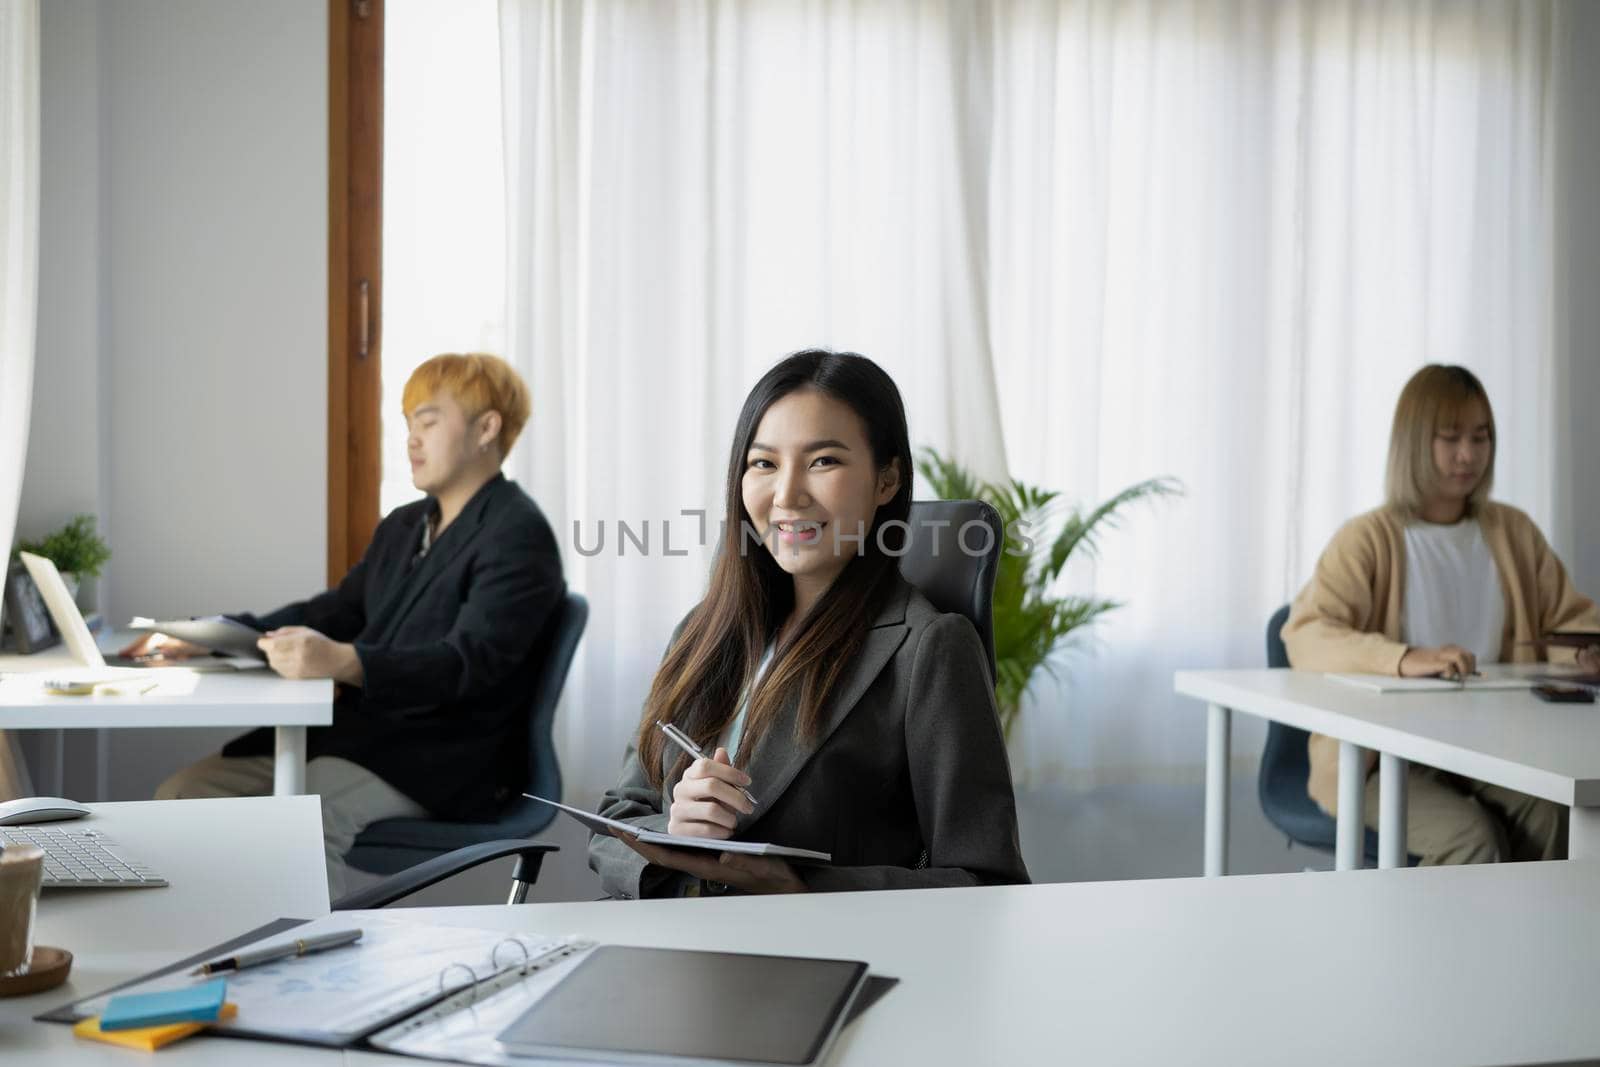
top-left (1325, 673), bottom-right (1538, 694)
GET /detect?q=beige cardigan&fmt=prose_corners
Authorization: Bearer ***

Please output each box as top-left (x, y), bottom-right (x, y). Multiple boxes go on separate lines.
top-left (1283, 501), bottom-right (1600, 815)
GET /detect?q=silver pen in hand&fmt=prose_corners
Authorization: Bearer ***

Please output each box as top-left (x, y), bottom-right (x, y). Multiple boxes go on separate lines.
top-left (189, 928), bottom-right (363, 976)
top-left (657, 721), bottom-right (759, 807)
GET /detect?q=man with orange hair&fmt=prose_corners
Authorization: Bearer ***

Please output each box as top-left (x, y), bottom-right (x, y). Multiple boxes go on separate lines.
top-left (146, 353), bottom-right (565, 898)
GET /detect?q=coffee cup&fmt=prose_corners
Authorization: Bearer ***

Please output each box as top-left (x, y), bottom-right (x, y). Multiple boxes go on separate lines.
top-left (0, 844), bottom-right (44, 976)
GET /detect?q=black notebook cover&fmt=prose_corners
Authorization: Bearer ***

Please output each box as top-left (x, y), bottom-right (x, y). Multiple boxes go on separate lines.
top-left (496, 945), bottom-right (871, 1065)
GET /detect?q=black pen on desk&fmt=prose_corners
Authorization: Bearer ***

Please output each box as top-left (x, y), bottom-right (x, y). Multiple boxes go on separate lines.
top-left (189, 928), bottom-right (363, 976)
top-left (657, 721), bottom-right (759, 806)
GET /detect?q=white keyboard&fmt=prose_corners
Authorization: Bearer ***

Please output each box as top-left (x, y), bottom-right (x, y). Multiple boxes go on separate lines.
top-left (0, 825), bottom-right (168, 888)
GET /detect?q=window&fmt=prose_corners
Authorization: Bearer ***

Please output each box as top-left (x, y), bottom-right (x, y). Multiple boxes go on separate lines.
top-left (380, 0), bottom-right (507, 517)
top-left (328, 0), bottom-right (506, 578)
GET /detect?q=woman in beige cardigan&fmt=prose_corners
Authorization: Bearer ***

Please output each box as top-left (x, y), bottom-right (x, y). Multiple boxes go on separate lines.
top-left (1284, 365), bottom-right (1600, 865)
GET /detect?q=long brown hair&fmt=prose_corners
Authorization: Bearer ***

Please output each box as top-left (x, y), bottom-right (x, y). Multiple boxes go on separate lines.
top-left (635, 350), bottom-right (914, 789)
top-left (1384, 364), bottom-right (1497, 520)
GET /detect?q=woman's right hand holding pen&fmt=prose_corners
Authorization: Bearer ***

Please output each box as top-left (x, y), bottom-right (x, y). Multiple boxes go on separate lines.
top-left (668, 747), bottom-right (755, 839)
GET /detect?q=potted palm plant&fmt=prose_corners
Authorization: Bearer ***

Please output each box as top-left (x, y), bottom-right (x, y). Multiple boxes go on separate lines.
top-left (916, 448), bottom-right (1180, 739)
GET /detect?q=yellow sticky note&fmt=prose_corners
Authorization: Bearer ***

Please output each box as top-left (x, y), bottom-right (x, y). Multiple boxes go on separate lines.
top-left (73, 1001), bottom-right (238, 1050)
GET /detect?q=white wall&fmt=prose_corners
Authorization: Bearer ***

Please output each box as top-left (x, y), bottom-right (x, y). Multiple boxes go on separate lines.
top-left (19, 0), bottom-right (327, 800)
top-left (101, 0), bottom-right (327, 623)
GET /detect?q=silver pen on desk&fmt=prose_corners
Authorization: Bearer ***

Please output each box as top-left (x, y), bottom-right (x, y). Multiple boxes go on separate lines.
top-left (657, 721), bottom-right (759, 807)
top-left (189, 928), bottom-right (363, 976)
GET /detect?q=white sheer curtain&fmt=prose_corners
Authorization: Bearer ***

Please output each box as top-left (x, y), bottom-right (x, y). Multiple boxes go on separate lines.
top-left (498, 0), bottom-right (1567, 803)
top-left (992, 0), bottom-right (1563, 784)
top-left (499, 0), bottom-right (1012, 804)
top-left (0, 0), bottom-right (40, 799)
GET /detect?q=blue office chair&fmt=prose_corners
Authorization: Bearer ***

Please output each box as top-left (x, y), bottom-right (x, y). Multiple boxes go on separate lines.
top-left (335, 591), bottom-right (588, 908)
top-left (1258, 604), bottom-right (1416, 867)
top-left (899, 500), bottom-right (1003, 678)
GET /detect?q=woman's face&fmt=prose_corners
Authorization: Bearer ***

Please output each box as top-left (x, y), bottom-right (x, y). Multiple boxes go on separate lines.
top-left (741, 387), bottom-right (900, 594)
top-left (1430, 397), bottom-right (1493, 504)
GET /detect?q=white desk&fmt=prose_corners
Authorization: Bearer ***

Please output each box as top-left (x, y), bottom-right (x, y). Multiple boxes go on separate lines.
top-left (8, 798), bottom-right (1600, 1066)
top-left (1176, 667), bottom-right (1600, 874)
top-left (0, 635), bottom-right (332, 795)
top-left (0, 796), bottom-right (328, 1064)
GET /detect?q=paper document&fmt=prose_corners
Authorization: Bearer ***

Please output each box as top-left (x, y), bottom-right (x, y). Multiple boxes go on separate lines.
top-left (1326, 673), bottom-right (1538, 694)
top-left (71, 913), bottom-right (580, 1047)
top-left (526, 794), bottom-right (832, 863)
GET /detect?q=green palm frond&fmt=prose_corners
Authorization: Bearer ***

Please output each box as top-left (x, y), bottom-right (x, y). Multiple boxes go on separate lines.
top-left (1043, 476), bottom-right (1183, 583)
top-left (918, 449), bottom-right (1181, 739)
top-left (915, 447), bottom-right (986, 503)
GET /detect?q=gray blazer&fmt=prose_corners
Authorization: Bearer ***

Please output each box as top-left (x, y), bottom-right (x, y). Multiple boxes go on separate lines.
top-left (588, 577), bottom-right (1030, 897)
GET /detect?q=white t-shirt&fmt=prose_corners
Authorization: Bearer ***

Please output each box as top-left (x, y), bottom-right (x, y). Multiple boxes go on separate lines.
top-left (1401, 519), bottom-right (1505, 663)
top-left (717, 644), bottom-right (775, 760)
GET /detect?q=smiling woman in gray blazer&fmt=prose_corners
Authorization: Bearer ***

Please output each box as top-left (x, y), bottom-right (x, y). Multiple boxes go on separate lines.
top-left (589, 350), bottom-right (1029, 898)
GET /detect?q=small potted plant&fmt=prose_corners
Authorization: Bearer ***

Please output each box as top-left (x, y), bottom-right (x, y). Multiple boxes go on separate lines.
top-left (14, 514), bottom-right (112, 604)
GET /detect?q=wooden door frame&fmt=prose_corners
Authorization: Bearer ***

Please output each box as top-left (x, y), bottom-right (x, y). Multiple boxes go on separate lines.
top-left (328, 0), bottom-right (384, 583)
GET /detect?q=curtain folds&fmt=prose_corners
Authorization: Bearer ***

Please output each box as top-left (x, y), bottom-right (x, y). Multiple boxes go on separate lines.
top-left (499, 0), bottom-right (1566, 800)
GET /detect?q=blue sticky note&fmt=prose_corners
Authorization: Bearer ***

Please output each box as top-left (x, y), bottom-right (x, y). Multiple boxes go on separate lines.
top-left (100, 979), bottom-right (228, 1032)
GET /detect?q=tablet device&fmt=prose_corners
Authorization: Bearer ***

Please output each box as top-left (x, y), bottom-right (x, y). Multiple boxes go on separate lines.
top-left (130, 615), bottom-right (267, 660)
top-left (495, 945), bottom-right (868, 1066)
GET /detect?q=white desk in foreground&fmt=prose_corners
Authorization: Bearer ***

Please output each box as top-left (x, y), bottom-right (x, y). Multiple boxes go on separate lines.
top-left (0, 635), bottom-right (332, 794)
top-left (0, 797), bottom-right (329, 1065)
top-left (7, 798), bottom-right (1600, 1067)
top-left (1176, 667), bottom-right (1600, 874)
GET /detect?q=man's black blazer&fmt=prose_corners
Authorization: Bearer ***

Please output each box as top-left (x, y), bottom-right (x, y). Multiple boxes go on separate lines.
top-left (223, 474), bottom-right (565, 819)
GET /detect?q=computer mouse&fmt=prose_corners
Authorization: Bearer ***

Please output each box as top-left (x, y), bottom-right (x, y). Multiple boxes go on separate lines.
top-left (0, 796), bottom-right (91, 826)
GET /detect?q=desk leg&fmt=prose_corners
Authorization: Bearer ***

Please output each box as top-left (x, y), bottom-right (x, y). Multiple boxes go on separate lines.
top-left (274, 727), bottom-right (307, 796)
top-left (1336, 741), bottom-right (1366, 871)
top-left (1204, 703), bottom-right (1231, 877)
top-left (1569, 807), bottom-right (1600, 860)
top-left (1378, 752), bottom-right (1408, 869)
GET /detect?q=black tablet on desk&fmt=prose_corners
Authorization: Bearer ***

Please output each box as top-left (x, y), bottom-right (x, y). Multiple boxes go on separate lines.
top-left (495, 945), bottom-right (869, 1066)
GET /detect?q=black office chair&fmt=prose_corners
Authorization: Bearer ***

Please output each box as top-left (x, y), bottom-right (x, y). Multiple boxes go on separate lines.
top-left (334, 502), bottom-right (1002, 911)
top-left (1257, 604), bottom-right (1416, 867)
top-left (334, 592), bottom-right (589, 909)
top-left (899, 500), bottom-right (1003, 679)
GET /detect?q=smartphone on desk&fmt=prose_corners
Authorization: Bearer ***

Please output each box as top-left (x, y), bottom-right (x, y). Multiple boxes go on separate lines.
top-left (1532, 684), bottom-right (1596, 704)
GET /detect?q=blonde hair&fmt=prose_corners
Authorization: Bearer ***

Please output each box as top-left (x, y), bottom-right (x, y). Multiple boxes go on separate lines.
top-left (401, 353), bottom-right (531, 457)
top-left (1384, 364), bottom-right (1496, 520)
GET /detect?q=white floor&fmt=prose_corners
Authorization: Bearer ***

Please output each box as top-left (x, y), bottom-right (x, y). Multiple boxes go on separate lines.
top-left (354, 771), bottom-right (1332, 908)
